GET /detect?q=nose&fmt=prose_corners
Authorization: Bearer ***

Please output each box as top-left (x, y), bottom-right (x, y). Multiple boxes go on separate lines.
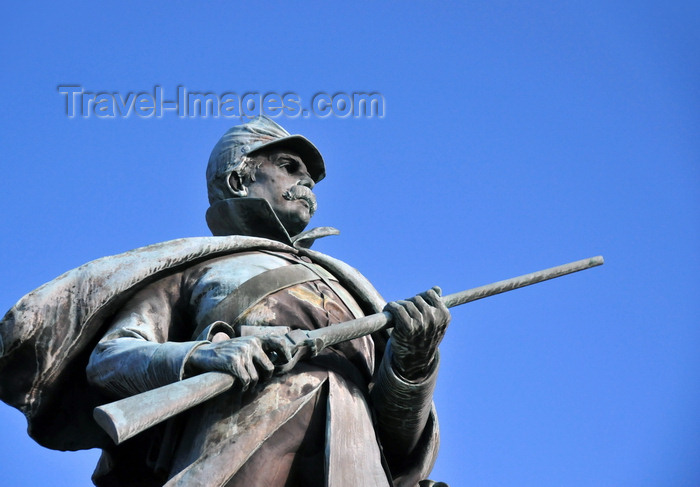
top-left (298, 176), bottom-right (314, 189)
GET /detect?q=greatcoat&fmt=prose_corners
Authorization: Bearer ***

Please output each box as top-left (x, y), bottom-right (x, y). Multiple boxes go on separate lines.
top-left (0, 199), bottom-right (440, 487)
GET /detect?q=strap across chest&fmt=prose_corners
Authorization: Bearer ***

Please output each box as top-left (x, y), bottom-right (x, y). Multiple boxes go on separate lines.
top-left (195, 254), bottom-right (362, 337)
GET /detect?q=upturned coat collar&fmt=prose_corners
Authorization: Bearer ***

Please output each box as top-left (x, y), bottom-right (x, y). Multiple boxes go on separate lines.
top-left (205, 198), bottom-right (339, 249)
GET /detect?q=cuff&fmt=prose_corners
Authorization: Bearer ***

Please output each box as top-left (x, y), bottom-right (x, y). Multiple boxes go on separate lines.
top-left (371, 345), bottom-right (439, 445)
top-left (148, 340), bottom-right (210, 384)
top-left (378, 344), bottom-right (440, 401)
top-left (387, 337), bottom-right (440, 384)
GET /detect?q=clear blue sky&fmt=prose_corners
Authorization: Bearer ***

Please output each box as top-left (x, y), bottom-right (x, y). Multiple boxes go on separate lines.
top-left (1, 2), bottom-right (698, 486)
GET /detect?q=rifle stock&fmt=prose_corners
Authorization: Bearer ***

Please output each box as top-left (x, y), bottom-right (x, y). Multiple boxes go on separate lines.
top-left (94, 255), bottom-right (603, 444)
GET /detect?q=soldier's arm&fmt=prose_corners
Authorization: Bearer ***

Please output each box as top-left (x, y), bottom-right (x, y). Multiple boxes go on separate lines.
top-left (371, 287), bottom-right (450, 466)
top-left (87, 268), bottom-right (291, 397)
top-left (86, 272), bottom-right (209, 397)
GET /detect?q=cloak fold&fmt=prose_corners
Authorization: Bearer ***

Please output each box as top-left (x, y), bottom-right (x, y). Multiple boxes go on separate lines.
top-left (0, 236), bottom-right (386, 451)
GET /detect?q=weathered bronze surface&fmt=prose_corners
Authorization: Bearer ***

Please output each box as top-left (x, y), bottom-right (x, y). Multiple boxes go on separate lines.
top-left (0, 117), bottom-right (452, 486)
top-left (96, 255), bottom-right (604, 445)
top-left (0, 116), bottom-right (605, 486)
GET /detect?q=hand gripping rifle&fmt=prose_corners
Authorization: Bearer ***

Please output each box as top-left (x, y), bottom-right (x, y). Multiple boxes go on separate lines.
top-left (93, 255), bottom-right (604, 444)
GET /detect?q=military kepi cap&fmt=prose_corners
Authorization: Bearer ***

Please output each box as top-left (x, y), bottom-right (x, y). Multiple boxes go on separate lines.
top-left (207, 116), bottom-right (325, 184)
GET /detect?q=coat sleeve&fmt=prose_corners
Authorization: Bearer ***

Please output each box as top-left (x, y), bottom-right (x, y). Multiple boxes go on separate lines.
top-left (86, 271), bottom-right (208, 398)
top-left (371, 344), bottom-right (440, 478)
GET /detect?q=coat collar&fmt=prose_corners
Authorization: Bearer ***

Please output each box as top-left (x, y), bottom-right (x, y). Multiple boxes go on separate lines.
top-left (205, 198), bottom-right (339, 249)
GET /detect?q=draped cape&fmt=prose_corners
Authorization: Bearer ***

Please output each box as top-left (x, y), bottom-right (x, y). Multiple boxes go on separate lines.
top-left (0, 236), bottom-right (387, 451)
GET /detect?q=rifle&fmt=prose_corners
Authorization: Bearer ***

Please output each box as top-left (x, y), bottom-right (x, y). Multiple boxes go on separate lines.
top-left (93, 255), bottom-right (604, 444)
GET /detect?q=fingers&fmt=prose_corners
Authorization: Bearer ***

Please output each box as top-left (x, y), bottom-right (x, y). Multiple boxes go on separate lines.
top-left (385, 301), bottom-right (411, 324)
top-left (410, 294), bottom-right (431, 318)
top-left (422, 286), bottom-right (443, 305)
top-left (388, 288), bottom-right (449, 330)
top-left (223, 339), bottom-right (257, 389)
top-left (416, 287), bottom-right (447, 314)
top-left (383, 288), bottom-right (451, 370)
top-left (251, 348), bottom-right (275, 382)
top-left (229, 355), bottom-right (256, 390)
top-left (236, 337), bottom-right (274, 388)
top-left (417, 287), bottom-right (450, 325)
top-left (387, 301), bottom-right (421, 337)
top-left (193, 337), bottom-right (280, 390)
top-left (262, 335), bottom-right (294, 363)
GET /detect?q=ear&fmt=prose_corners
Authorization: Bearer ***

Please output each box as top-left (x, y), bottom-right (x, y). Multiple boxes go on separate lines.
top-left (227, 172), bottom-right (249, 198)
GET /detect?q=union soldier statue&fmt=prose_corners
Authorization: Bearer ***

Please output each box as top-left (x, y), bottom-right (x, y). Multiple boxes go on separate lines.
top-left (0, 117), bottom-right (450, 487)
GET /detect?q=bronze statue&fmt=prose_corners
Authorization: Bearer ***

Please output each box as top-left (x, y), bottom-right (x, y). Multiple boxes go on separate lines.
top-left (0, 117), bottom-right (450, 487)
top-left (0, 117), bottom-right (602, 486)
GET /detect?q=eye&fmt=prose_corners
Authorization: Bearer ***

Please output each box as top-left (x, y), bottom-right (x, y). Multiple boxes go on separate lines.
top-left (279, 158), bottom-right (300, 173)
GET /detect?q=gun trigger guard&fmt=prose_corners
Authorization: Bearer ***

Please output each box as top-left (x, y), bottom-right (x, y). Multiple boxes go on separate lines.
top-left (275, 348), bottom-right (304, 374)
top-left (274, 336), bottom-right (326, 374)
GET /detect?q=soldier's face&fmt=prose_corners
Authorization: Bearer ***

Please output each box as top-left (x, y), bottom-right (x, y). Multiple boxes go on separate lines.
top-left (245, 150), bottom-right (317, 235)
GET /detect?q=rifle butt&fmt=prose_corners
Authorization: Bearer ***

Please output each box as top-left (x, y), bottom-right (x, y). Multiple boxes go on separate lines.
top-left (94, 371), bottom-right (234, 444)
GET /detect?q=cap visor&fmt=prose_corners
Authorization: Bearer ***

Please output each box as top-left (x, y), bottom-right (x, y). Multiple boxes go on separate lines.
top-left (249, 134), bottom-right (325, 182)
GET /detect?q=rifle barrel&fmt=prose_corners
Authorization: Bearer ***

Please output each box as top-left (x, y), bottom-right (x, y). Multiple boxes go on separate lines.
top-left (311, 256), bottom-right (604, 351)
top-left (443, 255), bottom-right (604, 307)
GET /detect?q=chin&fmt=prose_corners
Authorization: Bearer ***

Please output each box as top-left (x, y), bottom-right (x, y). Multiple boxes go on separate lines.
top-left (277, 212), bottom-right (307, 235)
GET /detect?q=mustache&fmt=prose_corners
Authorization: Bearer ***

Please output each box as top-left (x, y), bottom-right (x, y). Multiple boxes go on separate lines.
top-left (283, 185), bottom-right (317, 215)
